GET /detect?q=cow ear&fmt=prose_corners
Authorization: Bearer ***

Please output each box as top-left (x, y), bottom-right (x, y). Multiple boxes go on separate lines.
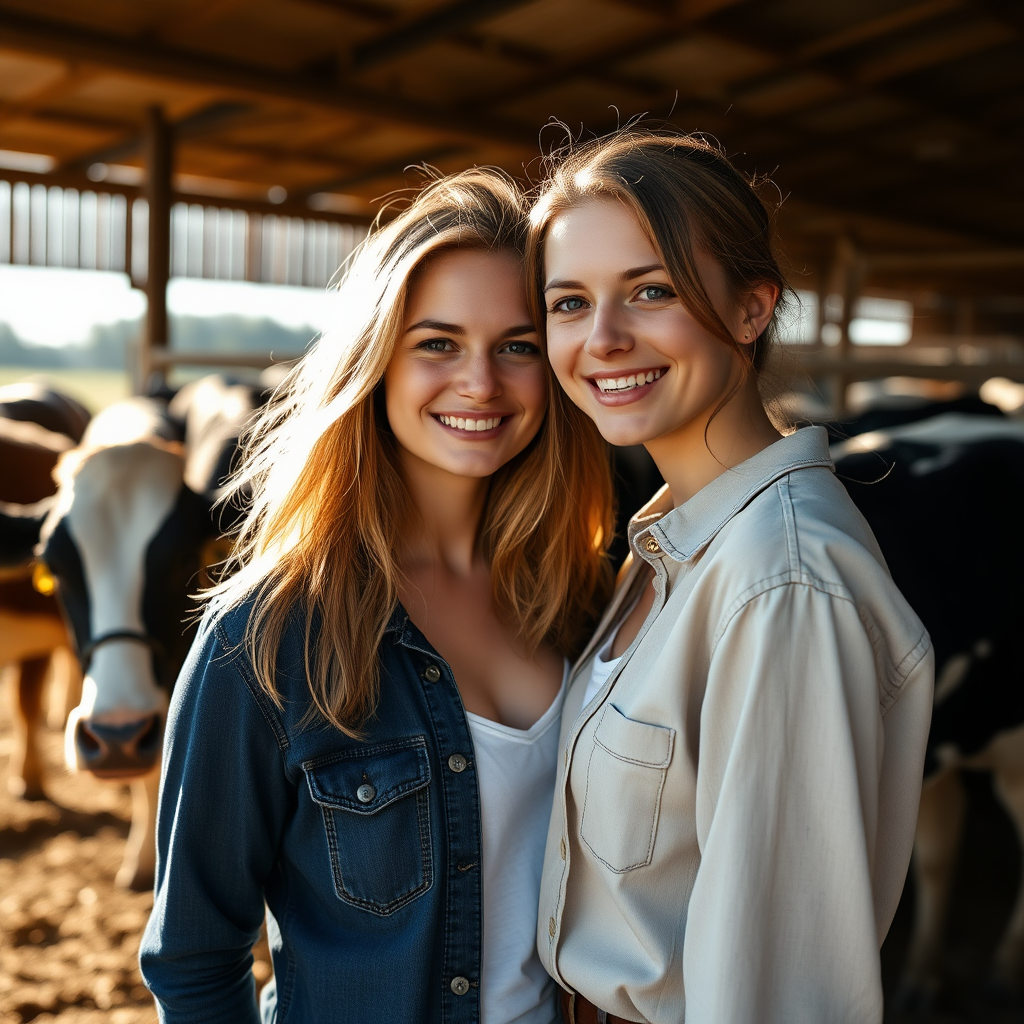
top-left (0, 496), bottom-right (52, 569)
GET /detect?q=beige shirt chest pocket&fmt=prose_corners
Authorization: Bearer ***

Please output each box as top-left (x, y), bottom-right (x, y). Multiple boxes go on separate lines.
top-left (579, 704), bottom-right (676, 873)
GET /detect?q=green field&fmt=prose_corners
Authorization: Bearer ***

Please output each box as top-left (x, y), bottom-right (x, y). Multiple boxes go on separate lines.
top-left (0, 367), bottom-right (131, 413)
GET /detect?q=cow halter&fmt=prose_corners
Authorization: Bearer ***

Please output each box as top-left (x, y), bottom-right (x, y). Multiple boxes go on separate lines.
top-left (80, 630), bottom-right (166, 673)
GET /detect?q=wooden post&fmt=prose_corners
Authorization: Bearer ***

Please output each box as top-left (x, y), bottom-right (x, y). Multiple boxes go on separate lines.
top-left (821, 235), bottom-right (864, 414)
top-left (139, 106), bottom-right (172, 394)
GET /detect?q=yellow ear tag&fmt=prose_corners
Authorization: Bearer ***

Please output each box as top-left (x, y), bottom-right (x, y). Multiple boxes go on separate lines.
top-left (32, 560), bottom-right (56, 596)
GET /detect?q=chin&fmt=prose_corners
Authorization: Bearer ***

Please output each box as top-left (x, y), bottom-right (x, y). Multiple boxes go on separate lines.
top-left (592, 419), bottom-right (654, 449)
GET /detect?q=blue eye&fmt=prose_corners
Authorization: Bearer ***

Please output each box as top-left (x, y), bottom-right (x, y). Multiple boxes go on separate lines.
top-left (504, 341), bottom-right (539, 355)
top-left (550, 296), bottom-right (587, 314)
top-left (638, 286), bottom-right (673, 301)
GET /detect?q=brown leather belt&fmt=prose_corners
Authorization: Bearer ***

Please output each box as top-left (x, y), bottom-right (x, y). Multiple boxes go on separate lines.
top-left (559, 989), bottom-right (633, 1024)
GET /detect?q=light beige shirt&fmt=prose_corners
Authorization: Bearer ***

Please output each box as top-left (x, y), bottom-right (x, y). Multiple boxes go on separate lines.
top-left (538, 427), bottom-right (933, 1024)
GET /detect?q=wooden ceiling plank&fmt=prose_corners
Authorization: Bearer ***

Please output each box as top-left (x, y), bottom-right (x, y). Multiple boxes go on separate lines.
top-left (0, 6), bottom-right (534, 149)
top-left (468, 0), bottom-right (753, 110)
top-left (298, 143), bottom-right (470, 194)
top-left (56, 100), bottom-right (256, 172)
top-left (794, 0), bottom-right (964, 62)
top-left (0, 62), bottom-right (97, 128)
top-left (351, 0), bottom-right (537, 72)
top-left (854, 19), bottom-right (1013, 85)
top-left (294, 0), bottom-right (396, 25)
top-left (157, 0), bottom-right (253, 41)
top-left (674, 12), bottom-right (1016, 157)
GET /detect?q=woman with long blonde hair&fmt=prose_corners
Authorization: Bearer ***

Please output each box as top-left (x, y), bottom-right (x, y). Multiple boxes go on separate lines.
top-left (140, 168), bottom-right (612, 1024)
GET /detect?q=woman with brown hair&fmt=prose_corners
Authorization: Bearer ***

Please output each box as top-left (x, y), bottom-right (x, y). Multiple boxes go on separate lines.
top-left (528, 131), bottom-right (934, 1024)
top-left (140, 168), bottom-right (612, 1024)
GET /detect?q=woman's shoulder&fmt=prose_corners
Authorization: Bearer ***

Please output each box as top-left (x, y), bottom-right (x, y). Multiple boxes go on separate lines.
top-left (186, 592), bottom-right (314, 699)
top-left (718, 462), bottom-right (892, 600)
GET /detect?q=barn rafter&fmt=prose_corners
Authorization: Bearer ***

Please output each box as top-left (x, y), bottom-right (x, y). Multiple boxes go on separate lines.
top-left (0, 0), bottom-right (1020, 397)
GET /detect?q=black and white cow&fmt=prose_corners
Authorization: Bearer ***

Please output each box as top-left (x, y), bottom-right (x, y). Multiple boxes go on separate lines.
top-left (831, 410), bottom-right (1024, 1003)
top-left (12, 376), bottom-right (265, 888)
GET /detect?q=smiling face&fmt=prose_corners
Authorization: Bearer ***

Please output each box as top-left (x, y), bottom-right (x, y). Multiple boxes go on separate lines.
top-left (384, 247), bottom-right (547, 482)
top-left (543, 197), bottom-right (755, 452)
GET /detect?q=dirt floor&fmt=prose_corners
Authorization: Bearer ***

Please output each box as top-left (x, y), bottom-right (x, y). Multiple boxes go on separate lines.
top-left (0, 668), bottom-right (270, 1024)
top-left (1, 666), bottom-right (1021, 1023)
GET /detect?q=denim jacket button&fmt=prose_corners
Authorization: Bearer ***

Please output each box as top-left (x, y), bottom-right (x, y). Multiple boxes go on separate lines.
top-left (356, 783), bottom-right (376, 803)
top-left (423, 664), bottom-right (441, 683)
top-left (448, 753), bottom-right (467, 773)
top-left (450, 976), bottom-right (470, 996)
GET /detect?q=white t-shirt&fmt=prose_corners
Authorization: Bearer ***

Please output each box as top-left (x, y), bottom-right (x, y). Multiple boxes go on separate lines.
top-left (581, 631), bottom-right (623, 710)
top-left (465, 663), bottom-right (568, 1024)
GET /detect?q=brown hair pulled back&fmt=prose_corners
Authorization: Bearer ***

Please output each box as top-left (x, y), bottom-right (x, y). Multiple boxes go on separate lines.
top-left (527, 130), bottom-right (788, 375)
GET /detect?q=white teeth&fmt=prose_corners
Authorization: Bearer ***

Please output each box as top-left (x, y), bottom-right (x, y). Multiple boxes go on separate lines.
top-left (439, 415), bottom-right (500, 432)
top-left (594, 369), bottom-right (662, 393)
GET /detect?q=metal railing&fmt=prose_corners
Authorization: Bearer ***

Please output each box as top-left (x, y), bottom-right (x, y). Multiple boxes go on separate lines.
top-left (0, 178), bottom-right (368, 289)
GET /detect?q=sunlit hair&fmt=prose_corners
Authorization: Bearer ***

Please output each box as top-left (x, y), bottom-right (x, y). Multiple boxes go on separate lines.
top-left (206, 168), bottom-right (613, 736)
top-left (527, 128), bottom-right (788, 377)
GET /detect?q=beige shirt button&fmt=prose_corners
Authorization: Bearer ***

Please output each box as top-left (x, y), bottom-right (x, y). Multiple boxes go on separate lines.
top-left (450, 976), bottom-right (470, 996)
top-left (548, 916), bottom-right (556, 938)
top-left (448, 753), bottom-right (467, 773)
top-left (643, 535), bottom-right (661, 554)
top-left (559, 837), bottom-right (567, 860)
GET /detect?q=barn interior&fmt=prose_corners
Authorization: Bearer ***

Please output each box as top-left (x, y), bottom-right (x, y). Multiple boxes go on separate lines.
top-left (1, 2), bottom-right (1024, 1023)
top-left (0, 0), bottom-right (1022, 407)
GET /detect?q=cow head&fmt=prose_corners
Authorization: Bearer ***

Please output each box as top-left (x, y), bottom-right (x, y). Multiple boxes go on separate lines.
top-left (37, 439), bottom-right (219, 779)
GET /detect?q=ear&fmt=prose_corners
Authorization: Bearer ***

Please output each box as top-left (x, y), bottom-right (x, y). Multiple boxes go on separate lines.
top-left (737, 281), bottom-right (780, 347)
top-left (0, 496), bottom-right (52, 569)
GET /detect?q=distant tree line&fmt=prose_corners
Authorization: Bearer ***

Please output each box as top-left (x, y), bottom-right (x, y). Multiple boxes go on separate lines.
top-left (0, 316), bottom-right (318, 369)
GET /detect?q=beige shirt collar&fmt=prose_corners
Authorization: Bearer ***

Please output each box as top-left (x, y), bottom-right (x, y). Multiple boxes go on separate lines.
top-left (629, 425), bottom-right (835, 563)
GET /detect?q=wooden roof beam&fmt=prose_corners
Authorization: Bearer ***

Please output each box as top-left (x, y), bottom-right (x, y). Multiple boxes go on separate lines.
top-left (297, 143), bottom-right (469, 195)
top-left (709, 11), bottom-right (1013, 116)
top-left (0, 6), bottom-right (534, 148)
top-left (0, 62), bottom-right (97, 128)
top-left (350, 0), bottom-right (536, 72)
top-left (468, 0), bottom-right (754, 109)
top-left (0, 165), bottom-right (375, 224)
top-left (57, 101), bottom-right (254, 172)
top-left (793, 0), bottom-right (965, 61)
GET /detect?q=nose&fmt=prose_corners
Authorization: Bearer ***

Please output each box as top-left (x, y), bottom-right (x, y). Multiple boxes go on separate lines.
top-left (74, 714), bottom-right (163, 778)
top-left (456, 352), bottom-right (502, 402)
top-left (585, 303), bottom-right (634, 359)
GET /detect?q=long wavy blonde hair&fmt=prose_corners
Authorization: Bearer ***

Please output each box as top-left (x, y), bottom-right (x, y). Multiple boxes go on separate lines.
top-left (208, 168), bottom-right (613, 735)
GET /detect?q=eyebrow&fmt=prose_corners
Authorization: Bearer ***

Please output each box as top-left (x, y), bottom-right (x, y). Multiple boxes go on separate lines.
top-left (405, 319), bottom-right (464, 335)
top-left (405, 320), bottom-right (537, 338)
top-left (544, 263), bottom-right (666, 292)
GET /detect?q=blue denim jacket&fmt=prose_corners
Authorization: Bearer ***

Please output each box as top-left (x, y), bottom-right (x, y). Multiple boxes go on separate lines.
top-left (140, 598), bottom-right (484, 1024)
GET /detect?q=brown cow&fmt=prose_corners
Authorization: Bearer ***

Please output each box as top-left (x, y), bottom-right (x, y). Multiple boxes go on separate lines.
top-left (0, 413), bottom-right (81, 799)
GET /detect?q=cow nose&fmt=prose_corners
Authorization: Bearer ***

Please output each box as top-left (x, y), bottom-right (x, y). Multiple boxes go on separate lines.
top-left (74, 714), bottom-right (163, 777)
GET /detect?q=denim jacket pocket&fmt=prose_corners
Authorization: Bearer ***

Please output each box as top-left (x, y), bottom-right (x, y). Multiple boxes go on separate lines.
top-left (579, 704), bottom-right (675, 873)
top-left (304, 736), bottom-right (433, 916)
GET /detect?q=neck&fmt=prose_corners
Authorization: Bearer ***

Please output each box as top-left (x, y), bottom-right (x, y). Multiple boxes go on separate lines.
top-left (646, 373), bottom-right (781, 507)
top-left (397, 449), bottom-right (491, 575)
